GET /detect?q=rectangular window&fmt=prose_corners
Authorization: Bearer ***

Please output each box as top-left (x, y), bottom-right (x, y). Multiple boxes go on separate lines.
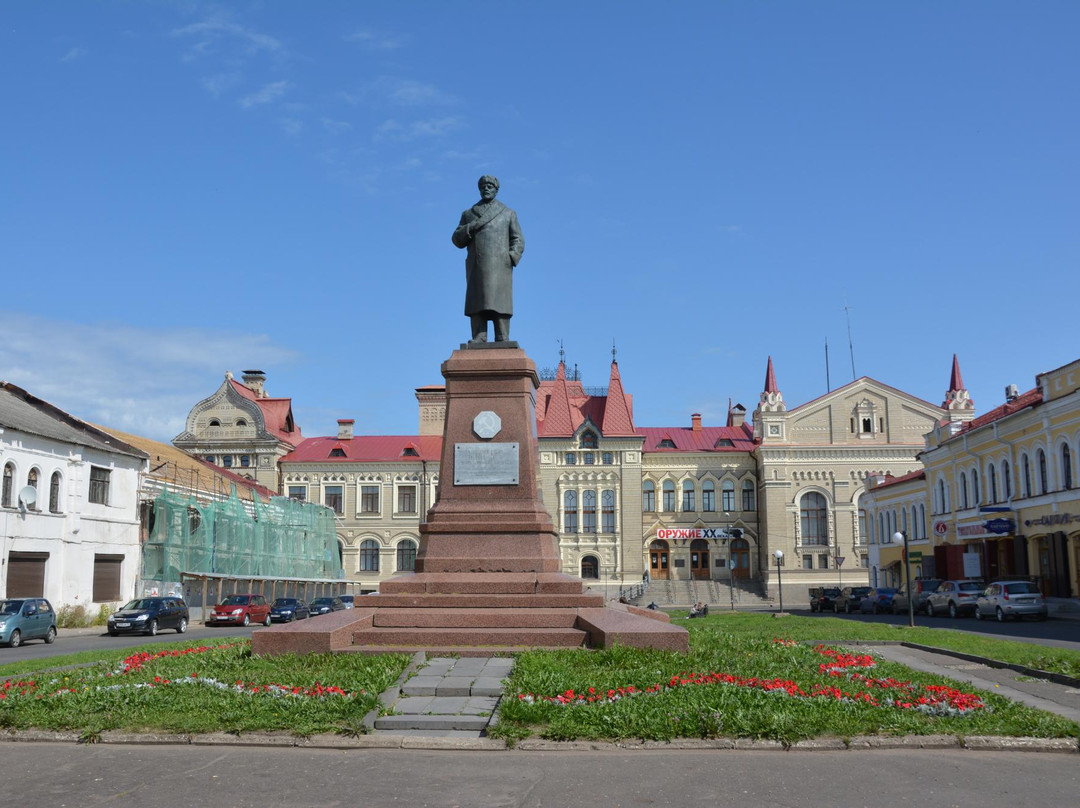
top-left (397, 485), bottom-right (416, 513)
top-left (818, 554), bottom-right (829, 569)
top-left (564, 509), bottom-right (578, 533)
top-left (682, 489), bottom-right (694, 511)
top-left (92, 554), bottom-right (123, 602)
top-left (324, 485), bottom-right (344, 514)
top-left (802, 554), bottom-right (813, 569)
top-left (721, 487), bottom-right (735, 511)
top-left (702, 488), bottom-right (715, 512)
top-left (288, 486), bottom-right (306, 501)
top-left (89, 467), bottom-right (110, 505)
top-left (360, 485), bottom-right (380, 514)
top-left (602, 491), bottom-right (615, 533)
top-left (662, 488), bottom-right (675, 512)
top-left (582, 490), bottom-right (597, 533)
top-left (742, 484), bottom-right (756, 511)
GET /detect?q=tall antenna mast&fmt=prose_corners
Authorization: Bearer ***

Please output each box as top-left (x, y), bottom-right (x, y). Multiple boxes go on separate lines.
top-left (825, 338), bottom-right (831, 392)
top-left (842, 297), bottom-right (856, 381)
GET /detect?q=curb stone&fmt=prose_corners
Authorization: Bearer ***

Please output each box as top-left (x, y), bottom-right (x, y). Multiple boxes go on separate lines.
top-left (900, 642), bottom-right (1080, 689)
top-left (847, 734), bottom-right (959, 749)
top-left (789, 738), bottom-right (847, 751)
top-left (189, 731), bottom-right (297, 747)
top-left (961, 736), bottom-right (1079, 753)
top-left (99, 731), bottom-right (191, 745)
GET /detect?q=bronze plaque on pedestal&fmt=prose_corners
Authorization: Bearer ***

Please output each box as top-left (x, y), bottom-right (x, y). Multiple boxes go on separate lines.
top-left (454, 442), bottom-right (519, 485)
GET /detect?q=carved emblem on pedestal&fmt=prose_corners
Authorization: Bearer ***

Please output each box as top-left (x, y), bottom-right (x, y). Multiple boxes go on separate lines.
top-left (473, 410), bottom-right (502, 439)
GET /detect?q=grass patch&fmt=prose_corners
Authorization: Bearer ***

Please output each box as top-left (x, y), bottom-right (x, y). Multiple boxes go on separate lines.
top-left (491, 614), bottom-right (1080, 744)
top-left (672, 611), bottom-right (1080, 679)
top-left (0, 640), bottom-right (410, 737)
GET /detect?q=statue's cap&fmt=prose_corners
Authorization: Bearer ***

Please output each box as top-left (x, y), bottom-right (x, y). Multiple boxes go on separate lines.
top-left (478, 175), bottom-right (499, 190)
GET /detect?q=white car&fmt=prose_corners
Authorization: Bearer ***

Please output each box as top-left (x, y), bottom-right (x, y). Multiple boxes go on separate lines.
top-left (975, 581), bottom-right (1048, 622)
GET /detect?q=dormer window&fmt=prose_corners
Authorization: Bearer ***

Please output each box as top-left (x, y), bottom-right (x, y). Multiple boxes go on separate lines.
top-left (658, 439), bottom-right (676, 449)
top-left (861, 418), bottom-right (872, 433)
top-left (208, 419), bottom-right (221, 427)
top-left (402, 446), bottom-right (419, 457)
top-left (580, 430), bottom-right (598, 449)
top-left (714, 438), bottom-right (734, 448)
top-left (329, 448), bottom-right (347, 458)
top-left (236, 418), bottom-right (247, 427)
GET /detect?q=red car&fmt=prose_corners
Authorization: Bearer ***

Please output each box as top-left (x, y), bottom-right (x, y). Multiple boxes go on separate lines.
top-left (208, 594), bottom-right (271, 627)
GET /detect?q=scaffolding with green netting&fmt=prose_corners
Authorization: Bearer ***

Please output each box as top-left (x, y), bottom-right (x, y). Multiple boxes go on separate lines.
top-left (142, 486), bottom-right (339, 584)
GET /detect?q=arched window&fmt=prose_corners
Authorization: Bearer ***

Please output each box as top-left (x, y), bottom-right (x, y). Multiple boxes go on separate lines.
top-left (49, 472), bottom-right (62, 514)
top-left (359, 539), bottom-right (380, 572)
top-left (800, 492), bottom-right (828, 546)
top-left (564, 490), bottom-right (578, 533)
top-left (602, 452), bottom-right (613, 465)
top-left (583, 490), bottom-right (597, 533)
top-left (721, 480), bottom-right (736, 511)
top-left (959, 472), bottom-right (969, 509)
top-left (742, 480), bottom-right (756, 511)
top-left (584, 452), bottom-right (595, 465)
top-left (937, 478), bottom-right (947, 513)
top-left (1063, 445), bottom-right (1073, 490)
top-left (396, 539), bottom-right (417, 572)
top-left (989, 464), bottom-right (998, 503)
top-left (911, 506), bottom-right (918, 539)
top-left (642, 480), bottom-right (655, 512)
top-left (208, 419), bottom-right (221, 427)
top-left (26, 468), bottom-right (39, 510)
top-left (919, 504), bottom-right (927, 539)
top-left (2, 463), bottom-right (13, 508)
top-left (580, 431), bottom-right (598, 449)
top-left (236, 418), bottom-right (247, 427)
top-left (566, 452), bottom-right (576, 465)
top-left (580, 555), bottom-right (599, 579)
top-left (859, 508), bottom-right (867, 544)
top-left (878, 513), bottom-right (885, 544)
top-left (972, 468), bottom-right (980, 505)
top-left (901, 508), bottom-right (908, 534)
top-left (701, 480), bottom-right (715, 512)
top-left (662, 480), bottom-right (675, 512)
top-left (681, 480), bottom-right (695, 512)
top-left (1003, 460), bottom-right (1012, 500)
top-left (601, 490), bottom-right (615, 533)
top-left (1038, 449), bottom-right (1048, 494)
top-left (1022, 454), bottom-right (1031, 497)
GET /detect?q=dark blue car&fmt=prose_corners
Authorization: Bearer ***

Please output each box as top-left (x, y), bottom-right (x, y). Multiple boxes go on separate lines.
top-left (269, 597), bottom-right (310, 623)
top-left (859, 588), bottom-right (898, 614)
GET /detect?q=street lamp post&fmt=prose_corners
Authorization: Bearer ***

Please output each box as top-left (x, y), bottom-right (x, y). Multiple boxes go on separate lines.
top-left (774, 549), bottom-right (784, 613)
top-left (892, 531), bottom-right (914, 628)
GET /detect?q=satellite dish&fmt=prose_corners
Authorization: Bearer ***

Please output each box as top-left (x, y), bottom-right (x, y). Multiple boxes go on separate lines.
top-left (18, 486), bottom-right (37, 507)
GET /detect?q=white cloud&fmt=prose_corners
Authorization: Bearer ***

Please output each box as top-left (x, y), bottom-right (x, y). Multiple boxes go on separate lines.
top-left (239, 80), bottom-right (291, 109)
top-left (342, 77), bottom-right (456, 108)
top-left (0, 314), bottom-right (299, 442)
top-left (202, 72), bottom-right (243, 98)
top-left (343, 29), bottom-right (407, 50)
top-left (60, 46), bottom-right (86, 62)
top-left (279, 117), bottom-right (303, 136)
top-left (321, 117), bottom-right (352, 135)
top-left (172, 18), bottom-right (282, 59)
top-left (375, 116), bottom-right (463, 142)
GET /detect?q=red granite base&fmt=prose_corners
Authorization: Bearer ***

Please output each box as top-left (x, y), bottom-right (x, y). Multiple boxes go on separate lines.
top-left (251, 573), bottom-right (689, 656)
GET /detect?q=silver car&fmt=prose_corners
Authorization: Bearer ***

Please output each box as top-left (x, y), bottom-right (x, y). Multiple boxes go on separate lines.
top-left (975, 581), bottom-right (1048, 622)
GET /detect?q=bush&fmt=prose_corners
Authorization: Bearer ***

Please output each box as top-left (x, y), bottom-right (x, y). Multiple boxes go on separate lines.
top-left (56, 605), bottom-right (91, 629)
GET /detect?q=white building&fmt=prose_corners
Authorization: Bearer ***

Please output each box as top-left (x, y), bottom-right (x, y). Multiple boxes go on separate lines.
top-left (1, 382), bottom-right (147, 609)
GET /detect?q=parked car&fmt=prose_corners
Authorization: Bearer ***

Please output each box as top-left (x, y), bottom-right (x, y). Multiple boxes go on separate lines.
top-left (926, 579), bottom-right (985, 618)
top-left (808, 587), bottom-right (841, 613)
top-left (859, 587), bottom-right (898, 614)
top-left (107, 597), bottom-right (189, 636)
top-left (0, 598), bottom-right (57, 648)
top-left (269, 597), bottom-right (310, 623)
top-left (208, 594), bottom-right (271, 627)
top-left (891, 579), bottom-right (944, 615)
top-left (833, 586), bottom-right (872, 614)
top-left (309, 596), bottom-right (346, 615)
top-left (975, 581), bottom-right (1048, 622)
top-left (339, 595), bottom-right (356, 609)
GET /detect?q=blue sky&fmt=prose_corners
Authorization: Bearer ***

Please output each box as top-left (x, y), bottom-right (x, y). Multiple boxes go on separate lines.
top-left (2, 1), bottom-right (1077, 442)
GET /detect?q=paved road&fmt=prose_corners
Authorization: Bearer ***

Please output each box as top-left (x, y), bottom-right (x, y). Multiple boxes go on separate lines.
top-left (794, 607), bottom-right (1080, 651)
top-left (0, 745), bottom-right (1077, 808)
top-left (0, 623), bottom-right (263, 664)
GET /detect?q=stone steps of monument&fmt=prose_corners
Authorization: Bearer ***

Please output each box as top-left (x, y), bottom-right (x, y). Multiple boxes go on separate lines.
top-left (374, 714), bottom-right (491, 732)
top-left (362, 593), bottom-right (606, 609)
top-left (373, 607), bottom-right (579, 628)
top-left (379, 572), bottom-right (585, 596)
top-left (338, 645), bottom-right (534, 657)
top-left (351, 626), bottom-right (588, 650)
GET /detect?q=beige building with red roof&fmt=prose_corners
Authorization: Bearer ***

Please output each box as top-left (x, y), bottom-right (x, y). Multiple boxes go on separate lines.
top-left (864, 356), bottom-right (1080, 600)
top-left (173, 370), bottom-right (303, 490)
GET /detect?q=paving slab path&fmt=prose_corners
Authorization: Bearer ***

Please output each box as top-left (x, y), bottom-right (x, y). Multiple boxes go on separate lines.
top-left (373, 655), bottom-right (514, 737)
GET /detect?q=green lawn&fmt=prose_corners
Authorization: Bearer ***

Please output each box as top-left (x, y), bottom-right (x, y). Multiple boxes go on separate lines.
top-left (0, 639), bottom-right (411, 737)
top-left (492, 613), bottom-right (1080, 744)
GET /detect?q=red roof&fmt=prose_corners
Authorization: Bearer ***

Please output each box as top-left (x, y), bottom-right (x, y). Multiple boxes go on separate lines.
top-left (763, 356), bottom-right (779, 393)
top-left (873, 469), bottom-right (926, 490)
top-left (947, 387), bottom-right (1042, 441)
top-left (230, 380), bottom-right (303, 445)
top-left (638, 423), bottom-right (756, 453)
top-left (282, 435), bottom-right (442, 463)
top-left (601, 362), bottom-right (635, 436)
top-left (538, 362), bottom-right (575, 436)
top-left (947, 353), bottom-right (965, 393)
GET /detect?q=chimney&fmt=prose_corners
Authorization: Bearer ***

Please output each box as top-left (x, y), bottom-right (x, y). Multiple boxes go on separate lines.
top-left (241, 369), bottom-right (267, 398)
top-left (337, 419), bottom-right (354, 440)
top-left (1005, 384), bottom-right (1019, 403)
top-left (691, 413), bottom-right (702, 432)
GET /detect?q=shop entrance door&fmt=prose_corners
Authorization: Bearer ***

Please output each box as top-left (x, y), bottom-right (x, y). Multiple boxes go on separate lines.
top-left (730, 538), bottom-right (750, 580)
top-left (690, 539), bottom-right (710, 579)
top-left (649, 540), bottom-right (670, 580)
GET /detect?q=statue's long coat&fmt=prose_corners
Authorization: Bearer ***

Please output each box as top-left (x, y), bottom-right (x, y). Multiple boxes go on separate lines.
top-left (452, 199), bottom-right (524, 317)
